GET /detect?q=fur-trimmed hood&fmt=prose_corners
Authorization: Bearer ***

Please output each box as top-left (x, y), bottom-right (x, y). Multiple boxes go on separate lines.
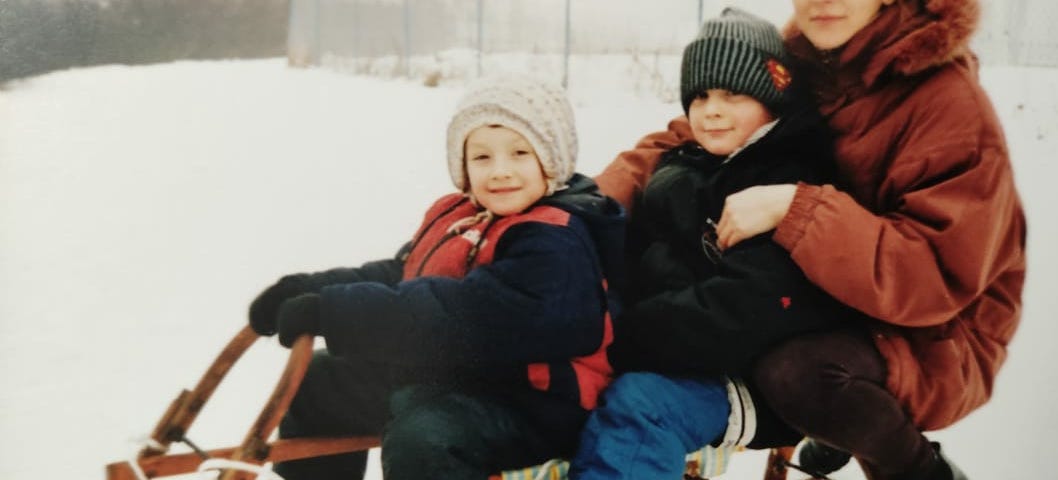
top-left (785, 0), bottom-right (980, 85)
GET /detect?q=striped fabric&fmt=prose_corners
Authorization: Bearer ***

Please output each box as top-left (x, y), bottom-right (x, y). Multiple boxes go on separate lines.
top-left (490, 444), bottom-right (739, 480)
top-left (679, 7), bottom-right (790, 114)
top-left (683, 444), bottom-right (741, 479)
top-left (493, 459), bottom-right (569, 480)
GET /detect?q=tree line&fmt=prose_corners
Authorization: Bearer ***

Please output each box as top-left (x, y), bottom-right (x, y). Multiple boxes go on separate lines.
top-left (0, 0), bottom-right (288, 83)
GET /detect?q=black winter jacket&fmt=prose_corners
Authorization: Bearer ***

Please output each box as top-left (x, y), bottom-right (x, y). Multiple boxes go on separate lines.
top-left (611, 105), bottom-right (859, 376)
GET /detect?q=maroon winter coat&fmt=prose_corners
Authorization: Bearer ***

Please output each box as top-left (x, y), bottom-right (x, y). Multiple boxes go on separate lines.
top-left (595, 0), bottom-right (1026, 430)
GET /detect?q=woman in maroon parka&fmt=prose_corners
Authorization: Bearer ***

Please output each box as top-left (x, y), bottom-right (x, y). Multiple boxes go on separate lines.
top-left (595, 0), bottom-right (1026, 478)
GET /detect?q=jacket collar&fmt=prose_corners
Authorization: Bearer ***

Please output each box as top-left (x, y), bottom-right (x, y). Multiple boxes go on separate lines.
top-left (785, 0), bottom-right (979, 90)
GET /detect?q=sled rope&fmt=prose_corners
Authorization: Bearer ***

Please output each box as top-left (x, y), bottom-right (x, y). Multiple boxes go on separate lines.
top-left (780, 458), bottom-right (833, 480)
top-left (180, 435), bottom-right (211, 460)
top-left (196, 458), bottom-right (284, 480)
top-left (126, 437), bottom-right (168, 480)
top-left (125, 455), bottom-right (150, 480)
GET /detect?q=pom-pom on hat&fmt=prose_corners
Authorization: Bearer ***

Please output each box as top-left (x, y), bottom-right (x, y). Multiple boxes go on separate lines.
top-left (680, 7), bottom-right (793, 114)
top-left (447, 76), bottom-right (577, 196)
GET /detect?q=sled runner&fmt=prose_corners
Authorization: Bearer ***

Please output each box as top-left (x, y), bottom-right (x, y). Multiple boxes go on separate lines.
top-left (104, 326), bottom-right (795, 480)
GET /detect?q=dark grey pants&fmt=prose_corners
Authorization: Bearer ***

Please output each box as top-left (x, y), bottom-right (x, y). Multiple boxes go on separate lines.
top-left (752, 329), bottom-right (940, 479)
top-left (275, 350), bottom-right (584, 480)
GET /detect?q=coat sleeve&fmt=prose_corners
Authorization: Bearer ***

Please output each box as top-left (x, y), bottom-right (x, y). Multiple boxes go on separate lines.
top-left (317, 220), bottom-right (607, 371)
top-left (298, 243), bottom-right (409, 290)
top-left (772, 83), bottom-right (1026, 328)
top-left (594, 117), bottom-right (694, 212)
top-left (611, 235), bottom-right (845, 376)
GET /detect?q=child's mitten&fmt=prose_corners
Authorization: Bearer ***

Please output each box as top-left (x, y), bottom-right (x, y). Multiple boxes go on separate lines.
top-left (277, 293), bottom-right (322, 348)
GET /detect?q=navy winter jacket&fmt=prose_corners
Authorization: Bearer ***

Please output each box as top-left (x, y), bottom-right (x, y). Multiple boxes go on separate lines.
top-left (318, 174), bottom-right (625, 410)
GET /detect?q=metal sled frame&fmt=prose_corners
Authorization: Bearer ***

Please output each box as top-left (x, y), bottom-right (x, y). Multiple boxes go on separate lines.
top-left (104, 326), bottom-right (793, 480)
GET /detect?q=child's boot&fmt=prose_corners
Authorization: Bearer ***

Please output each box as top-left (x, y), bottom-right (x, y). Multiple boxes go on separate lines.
top-left (857, 442), bottom-right (968, 480)
top-left (797, 437), bottom-right (851, 475)
top-left (930, 442), bottom-right (967, 480)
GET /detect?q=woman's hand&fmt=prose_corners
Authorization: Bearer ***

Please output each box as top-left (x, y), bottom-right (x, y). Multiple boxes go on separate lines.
top-left (717, 184), bottom-right (797, 249)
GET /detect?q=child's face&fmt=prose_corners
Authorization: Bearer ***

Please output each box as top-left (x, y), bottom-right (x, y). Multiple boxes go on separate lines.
top-left (793, 0), bottom-right (896, 50)
top-left (464, 125), bottom-right (548, 216)
top-left (687, 89), bottom-right (775, 156)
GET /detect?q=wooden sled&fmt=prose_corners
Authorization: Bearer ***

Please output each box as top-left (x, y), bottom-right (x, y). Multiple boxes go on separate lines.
top-left (104, 326), bottom-right (794, 480)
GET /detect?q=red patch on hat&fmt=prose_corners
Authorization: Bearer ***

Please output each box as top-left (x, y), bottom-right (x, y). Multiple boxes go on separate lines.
top-left (781, 296), bottom-right (792, 309)
top-left (766, 58), bottom-right (792, 92)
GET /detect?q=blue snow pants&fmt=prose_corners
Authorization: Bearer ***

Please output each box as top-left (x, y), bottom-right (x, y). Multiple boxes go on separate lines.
top-left (569, 372), bottom-right (730, 480)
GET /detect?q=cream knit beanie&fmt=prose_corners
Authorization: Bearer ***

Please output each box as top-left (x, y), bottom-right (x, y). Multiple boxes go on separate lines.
top-left (446, 76), bottom-right (577, 196)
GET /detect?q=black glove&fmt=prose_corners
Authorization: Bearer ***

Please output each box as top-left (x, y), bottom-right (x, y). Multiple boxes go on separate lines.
top-left (277, 293), bottom-right (322, 348)
top-left (249, 273), bottom-right (312, 336)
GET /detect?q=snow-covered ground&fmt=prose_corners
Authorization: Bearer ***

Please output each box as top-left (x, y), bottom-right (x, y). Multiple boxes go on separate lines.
top-left (1, 58), bottom-right (1055, 479)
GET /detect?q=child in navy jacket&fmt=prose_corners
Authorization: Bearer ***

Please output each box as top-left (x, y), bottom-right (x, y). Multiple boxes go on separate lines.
top-left (248, 77), bottom-right (625, 480)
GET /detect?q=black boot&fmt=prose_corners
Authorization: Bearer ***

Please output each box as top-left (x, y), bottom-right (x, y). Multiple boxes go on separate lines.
top-left (797, 438), bottom-right (852, 476)
top-left (930, 442), bottom-right (967, 480)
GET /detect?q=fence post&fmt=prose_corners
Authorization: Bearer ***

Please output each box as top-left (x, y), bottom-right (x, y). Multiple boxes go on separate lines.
top-left (403, 0), bottom-right (411, 77)
top-left (563, 0), bottom-right (571, 88)
top-left (286, 0), bottom-right (299, 66)
top-left (477, 0), bottom-right (483, 78)
top-left (1007, 0), bottom-right (1027, 65)
top-left (313, 0), bottom-right (322, 65)
top-left (350, 0), bottom-right (357, 69)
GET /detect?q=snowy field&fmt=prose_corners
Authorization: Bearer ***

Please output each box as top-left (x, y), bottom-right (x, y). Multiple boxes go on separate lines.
top-left (1, 58), bottom-right (1056, 479)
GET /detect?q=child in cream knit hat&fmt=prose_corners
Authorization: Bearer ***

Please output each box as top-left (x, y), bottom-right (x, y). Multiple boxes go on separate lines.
top-left (246, 76), bottom-right (626, 480)
top-left (447, 75), bottom-right (578, 199)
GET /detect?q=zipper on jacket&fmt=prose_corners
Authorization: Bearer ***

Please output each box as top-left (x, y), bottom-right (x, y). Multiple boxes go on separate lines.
top-left (414, 230), bottom-right (460, 277)
top-left (402, 197), bottom-right (470, 263)
top-left (463, 216), bottom-right (498, 272)
top-left (701, 217), bottom-right (723, 264)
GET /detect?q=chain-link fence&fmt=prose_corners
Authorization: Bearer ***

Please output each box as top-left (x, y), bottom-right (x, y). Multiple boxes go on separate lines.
top-left (288, 0), bottom-right (711, 89)
top-left (287, 0), bottom-right (1058, 90)
top-left (0, 0), bottom-right (288, 83)
top-left (975, 0), bottom-right (1058, 67)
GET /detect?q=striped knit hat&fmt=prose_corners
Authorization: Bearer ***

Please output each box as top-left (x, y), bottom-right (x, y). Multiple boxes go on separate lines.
top-left (680, 7), bottom-right (793, 114)
top-left (447, 76), bottom-right (577, 196)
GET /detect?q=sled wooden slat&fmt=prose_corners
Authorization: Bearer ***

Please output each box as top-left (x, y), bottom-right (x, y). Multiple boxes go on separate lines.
top-left (684, 446), bottom-right (793, 480)
top-left (141, 326), bottom-right (258, 456)
top-left (218, 333), bottom-right (315, 480)
top-left (763, 446), bottom-right (795, 480)
top-left (106, 325), bottom-right (791, 480)
top-left (106, 326), bottom-right (331, 480)
top-left (106, 436), bottom-right (380, 480)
